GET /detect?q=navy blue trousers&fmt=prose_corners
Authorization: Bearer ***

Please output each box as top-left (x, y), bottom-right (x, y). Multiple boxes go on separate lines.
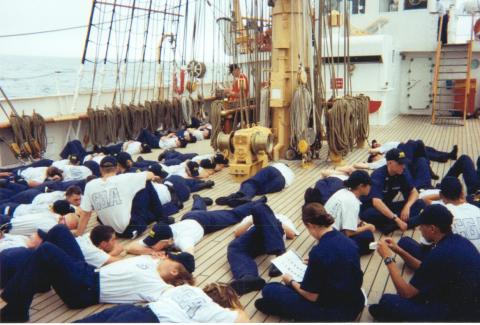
top-left (445, 155), bottom-right (480, 195)
top-left (360, 199), bottom-right (426, 232)
top-left (75, 304), bottom-right (158, 323)
top-left (1, 241), bottom-right (99, 321)
top-left (257, 282), bottom-right (363, 322)
top-left (184, 178), bottom-right (209, 193)
top-left (137, 129), bottom-right (160, 148)
top-left (103, 143), bottom-right (124, 155)
top-left (0, 159), bottom-right (53, 174)
top-left (60, 140), bottom-right (88, 161)
top-left (397, 237), bottom-right (432, 261)
top-left (0, 188), bottom-right (43, 205)
top-left (165, 175), bottom-right (191, 202)
top-left (0, 247), bottom-right (34, 289)
top-left (83, 160), bottom-right (100, 177)
top-left (131, 181), bottom-right (166, 225)
top-left (161, 150), bottom-right (197, 166)
top-left (36, 179), bottom-right (87, 193)
top-left (239, 166), bottom-right (286, 198)
top-left (408, 157), bottom-right (432, 190)
top-left (351, 230), bottom-right (375, 255)
top-left (313, 177), bottom-right (345, 204)
top-left (369, 294), bottom-right (449, 322)
top-left (425, 146), bottom-right (450, 163)
top-left (183, 198), bottom-right (256, 234)
top-left (227, 203), bottom-right (285, 279)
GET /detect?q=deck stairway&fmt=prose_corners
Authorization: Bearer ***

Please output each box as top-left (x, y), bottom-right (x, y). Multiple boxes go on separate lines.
top-left (431, 40), bottom-right (473, 125)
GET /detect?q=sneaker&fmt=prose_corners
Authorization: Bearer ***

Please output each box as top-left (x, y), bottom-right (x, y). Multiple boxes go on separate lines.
top-left (268, 264), bottom-right (282, 277)
top-left (230, 276), bottom-right (266, 296)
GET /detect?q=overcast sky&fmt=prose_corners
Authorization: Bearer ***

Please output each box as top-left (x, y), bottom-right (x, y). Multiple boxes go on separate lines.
top-left (0, 0), bottom-right (91, 58)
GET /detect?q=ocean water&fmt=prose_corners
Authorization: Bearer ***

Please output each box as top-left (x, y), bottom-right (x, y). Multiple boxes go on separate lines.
top-left (0, 55), bottom-right (229, 99)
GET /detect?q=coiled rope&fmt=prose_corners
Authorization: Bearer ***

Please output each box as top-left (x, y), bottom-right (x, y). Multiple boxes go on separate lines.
top-left (290, 85), bottom-right (313, 148)
top-left (210, 100), bottom-right (224, 150)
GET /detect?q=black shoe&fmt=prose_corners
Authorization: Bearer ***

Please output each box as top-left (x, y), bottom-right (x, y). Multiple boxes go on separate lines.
top-left (379, 223), bottom-right (398, 235)
top-left (268, 264), bottom-right (282, 277)
top-left (196, 180), bottom-right (215, 191)
top-left (192, 194), bottom-right (213, 206)
top-left (136, 156), bottom-right (144, 162)
top-left (450, 145), bottom-right (458, 160)
top-left (230, 276), bottom-right (266, 296)
top-left (252, 195), bottom-right (268, 205)
top-left (215, 192), bottom-right (243, 206)
top-left (429, 165), bottom-right (439, 180)
top-left (158, 152), bottom-right (166, 162)
top-left (227, 196), bottom-right (252, 208)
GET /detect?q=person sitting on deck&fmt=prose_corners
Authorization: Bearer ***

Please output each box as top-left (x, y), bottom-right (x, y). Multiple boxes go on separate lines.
top-left (401, 177), bottom-right (480, 259)
top-left (324, 170), bottom-right (376, 255)
top-left (254, 202), bottom-right (365, 322)
top-left (0, 233), bottom-right (195, 322)
top-left (76, 156), bottom-right (163, 239)
top-left (126, 195), bottom-right (263, 255)
top-left (137, 128), bottom-right (188, 150)
top-left (227, 202), bottom-right (298, 296)
top-left (359, 149), bottom-right (426, 234)
top-left (216, 162), bottom-right (295, 207)
top-left (75, 282), bottom-right (249, 323)
top-left (369, 204), bottom-right (480, 322)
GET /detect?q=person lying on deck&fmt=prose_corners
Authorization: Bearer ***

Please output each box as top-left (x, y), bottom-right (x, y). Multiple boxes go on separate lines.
top-left (369, 204), bottom-right (480, 322)
top-left (254, 202), bottom-right (365, 322)
top-left (216, 162), bottom-right (295, 208)
top-left (441, 154), bottom-right (480, 206)
top-left (126, 195), bottom-right (263, 255)
top-left (0, 234), bottom-right (195, 322)
top-left (227, 202), bottom-right (298, 295)
top-left (75, 282), bottom-right (249, 323)
top-left (137, 128), bottom-right (189, 150)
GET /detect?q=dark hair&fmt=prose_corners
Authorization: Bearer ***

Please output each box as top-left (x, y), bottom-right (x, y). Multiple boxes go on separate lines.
top-left (229, 63), bottom-right (240, 74)
top-left (65, 185), bottom-right (82, 197)
top-left (437, 223), bottom-right (452, 234)
top-left (141, 143), bottom-right (152, 153)
top-left (189, 135), bottom-right (198, 144)
top-left (367, 153), bottom-right (377, 163)
top-left (85, 175), bottom-right (97, 183)
top-left (100, 165), bottom-right (117, 174)
top-left (47, 166), bottom-right (63, 178)
top-left (302, 203), bottom-right (335, 227)
top-left (90, 225), bottom-right (115, 247)
top-left (203, 283), bottom-right (244, 310)
top-left (205, 128), bottom-right (212, 139)
top-left (179, 138), bottom-right (188, 148)
top-left (165, 264), bottom-right (195, 287)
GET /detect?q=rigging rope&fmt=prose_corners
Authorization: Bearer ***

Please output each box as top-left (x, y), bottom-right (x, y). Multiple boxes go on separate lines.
top-left (209, 100), bottom-right (224, 150)
top-left (290, 85), bottom-right (314, 149)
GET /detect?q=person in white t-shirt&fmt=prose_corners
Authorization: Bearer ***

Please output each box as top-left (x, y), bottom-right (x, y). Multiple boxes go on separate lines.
top-left (227, 202), bottom-right (298, 296)
top-left (324, 170), bottom-right (376, 255)
top-left (127, 195), bottom-right (262, 255)
top-left (400, 176), bottom-right (480, 258)
top-left (0, 238), bottom-right (195, 322)
top-left (216, 163), bottom-right (295, 208)
top-left (77, 156), bottom-right (162, 239)
top-left (121, 141), bottom-right (152, 156)
top-left (75, 282), bottom-right (248, 323)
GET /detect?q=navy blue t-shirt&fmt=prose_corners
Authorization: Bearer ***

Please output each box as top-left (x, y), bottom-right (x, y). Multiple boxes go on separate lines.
top-left (368, 165), bottom-right (415, 204)
top-left (301, 230), bottom-right (364, 308)
top-left (410, 233), bottom-right (480, 321)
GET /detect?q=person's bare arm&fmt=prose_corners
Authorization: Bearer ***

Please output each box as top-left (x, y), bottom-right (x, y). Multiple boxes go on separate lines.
top-left (352, 162), bottom-right (370, 170)
top-left (343, 222), bottom-right (376, 237)
top-left (372, 198), bottom-right (407, 231)
top-left (234, 310), bottom-right (250, 323)
top-left (126, 241), bottom-right (157, 255)
top-left (75, 209), bottom-right (92, 236)
top-left (110, 241), bottom-right (125, 256)
top-left (234, 221), bottom-right (253, 238)
top-left (383, 238), bottom-right (422, 270)
top-left (400, 188), bottom-right (419, 221)
top-left (422, 193), bottom-right (441, 205)
top-left (282, 224), bottom-right (297, 240)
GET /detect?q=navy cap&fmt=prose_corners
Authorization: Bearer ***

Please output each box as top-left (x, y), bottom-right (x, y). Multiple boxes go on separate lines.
top-left (186, 161), bottom-right (200, 177)
top-left (416, 204), bottom-right (454, 228)
top-left (52, 199), bottom-right (75, 216)
top-left (345, 170), bottom-right (371, 189)
top-left (440, 176), bottom-right (463, 200)
top-left (100, 156), bottom-right (117, 168)
top-left (116, 152), bottom-right (133, 167)
top-left (143, 222), bottom-right (173, 247)
top-left (168, 251), bottom-right (195, 273)
top-left (386, 148), bottom-right (409, 165)
top-left (199, 158), bottom-right (216, 170)
top-left (148, 164), bottom-right (169, 179)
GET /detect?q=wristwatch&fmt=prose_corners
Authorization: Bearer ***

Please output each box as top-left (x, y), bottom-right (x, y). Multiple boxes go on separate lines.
top-left (384, 256), bottom-right (395, 265)
top-left (391, 214), bottom-right (398, 221)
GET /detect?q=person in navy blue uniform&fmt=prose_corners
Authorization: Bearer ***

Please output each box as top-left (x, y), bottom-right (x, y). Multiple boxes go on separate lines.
top-left (254, 202), bottom-right (364, 321)
top-left (304, 176), bottom-right (345, 205)
top-left (360, 148), bottom-right (425, 234)
top-left (370, 204), bottom-right (480, 321)
top-left (444, 154), bottom-right (480, 196)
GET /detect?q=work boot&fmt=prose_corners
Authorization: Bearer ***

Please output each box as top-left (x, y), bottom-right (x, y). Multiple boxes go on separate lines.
top-left (230, 276), bottom-right (266, 296)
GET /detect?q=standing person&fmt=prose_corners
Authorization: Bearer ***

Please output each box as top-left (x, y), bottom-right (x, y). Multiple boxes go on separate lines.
top-left (360, 149), bottom-right (425, 234)
top-left (324, 171), bottom-right (376, 255)
top-left (76, 156), bottom-right (161, 238)
top-left (226, 64), bottom-right (249, 102)
top-left (369, 205), bottom-right (480, 321)
top-left (254, 203), bottom-right (365, 321)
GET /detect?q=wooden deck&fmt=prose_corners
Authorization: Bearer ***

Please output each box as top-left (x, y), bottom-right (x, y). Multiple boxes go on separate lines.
top-left (3, 115), bottom-right (480, 322)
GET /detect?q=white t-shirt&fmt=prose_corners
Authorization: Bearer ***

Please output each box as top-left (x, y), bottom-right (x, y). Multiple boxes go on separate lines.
top-left (236, 213), bottom-right (299, 238)
top-left (139, 219), bottom-right (204, 252)
top-left (0, 234), bottom-right (29, 252)
top-left (433, 201), bottom-right (480, 251)
top-left (99, 255), bottom-right (170, 304)
top-left (151, 182), bottom-right (172, 205)
top-left (148, 285), bottom-right (238, 323)
top-left (419, 188), bottom-right (441, 199)
top-left (325, 188), bottom-right (361, 232)
top-left (75, 233), bottom-right (110, 268)
top-left (81, 173), bottom-right (147, 233)
top-left (52, 159), bottom-right (70, 169)
top-left (10, 211), bottom-right (59, 236)
top-left (159, 138), bottom-right (178, 149)
top-left (19, 167), bottom-right (48, 183)
top-left (270, 163), bottom-right (295, 187)
top-left (330, 174), bottom-right (348, 181)
top-left (191, 129), bottom-right (205, 141)
top-left (13, 203), bottom-right (50, 217)
top-left (377, 141), bottom-right (400, 154)
top-left (367, 158), bottom-right (387, 170)
top-left (191, 154), bottom-right (213, 163)
top-left (61, 165), bottom-right (92, 181)
top-left (83, 154), bottom-right (106, 165)
top-left (123, 141), bottom-right (142, 155)
top-left (31, 191), bottom-right (65, 206)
